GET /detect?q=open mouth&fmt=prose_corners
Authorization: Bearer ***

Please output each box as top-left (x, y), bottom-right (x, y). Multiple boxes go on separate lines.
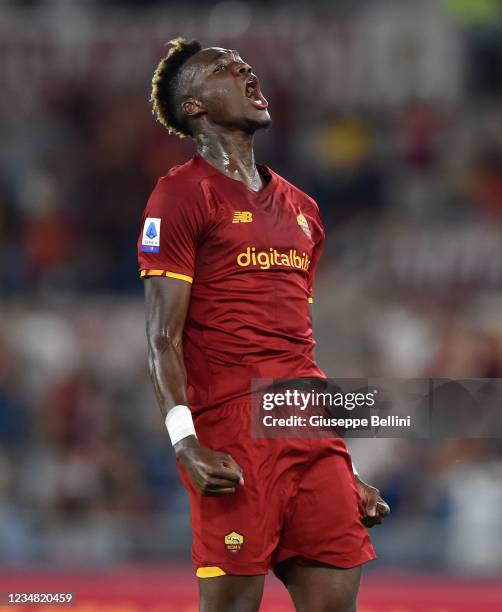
top-left (245, 75), bottom-right (268, 110)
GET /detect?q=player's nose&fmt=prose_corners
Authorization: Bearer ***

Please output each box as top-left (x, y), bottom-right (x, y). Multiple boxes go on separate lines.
top-left (234, 61), bottom-right (252, 77)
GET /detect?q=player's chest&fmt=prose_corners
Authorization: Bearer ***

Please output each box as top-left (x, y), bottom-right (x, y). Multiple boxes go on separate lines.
top-left (201, 190), bottom-right (320, 255)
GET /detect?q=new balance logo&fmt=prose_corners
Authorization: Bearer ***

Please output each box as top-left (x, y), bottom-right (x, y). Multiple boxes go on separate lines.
top-left (232, 211), bottom-right (253, 223)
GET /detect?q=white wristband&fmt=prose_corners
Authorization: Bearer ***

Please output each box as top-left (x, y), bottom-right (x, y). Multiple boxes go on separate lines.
top-left (352, 461), bottom-right (358, 476)
top-left (165, 405), bottom-right (196, 446)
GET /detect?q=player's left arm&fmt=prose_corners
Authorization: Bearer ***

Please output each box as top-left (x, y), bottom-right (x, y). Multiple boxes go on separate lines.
top-left (354, 475), bottom-right (391, 527)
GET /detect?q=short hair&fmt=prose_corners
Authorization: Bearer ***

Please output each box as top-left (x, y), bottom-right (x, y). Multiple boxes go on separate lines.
top-left (150, 37), bottom-right (202, 138)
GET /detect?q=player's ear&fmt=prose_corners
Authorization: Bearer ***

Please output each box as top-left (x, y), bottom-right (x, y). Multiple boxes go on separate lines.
top-left (182, 98), bottom-right (204, 118)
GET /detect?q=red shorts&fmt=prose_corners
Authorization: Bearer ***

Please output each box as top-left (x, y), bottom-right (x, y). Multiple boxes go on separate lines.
top-left (179, 400), bottom-right (376, 577)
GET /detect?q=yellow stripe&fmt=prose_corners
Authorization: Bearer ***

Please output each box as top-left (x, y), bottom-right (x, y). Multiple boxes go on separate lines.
top-left (165, 271), bottom-right (193, 283)
top-left (140, 269), bottom-right (164, 277)
top-left (308, 297), bottom-right (313, 304)
top-left (139, 270), bottom-right (193, 283)
top-left (196, 566), bottom-right (226, 578)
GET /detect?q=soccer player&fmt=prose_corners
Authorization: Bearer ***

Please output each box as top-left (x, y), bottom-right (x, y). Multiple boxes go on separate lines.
top-left (139, 38), bottom-right (390, 612)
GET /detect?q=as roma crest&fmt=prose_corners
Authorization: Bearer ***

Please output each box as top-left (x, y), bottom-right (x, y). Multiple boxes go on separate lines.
top-left (224, 531), bottom-right (244, 555)
top-left (297, 213), bottom-right (312, 240)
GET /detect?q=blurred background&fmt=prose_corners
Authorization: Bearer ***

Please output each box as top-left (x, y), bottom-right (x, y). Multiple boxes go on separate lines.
top-left (1, 0), bottom-right (502, 610)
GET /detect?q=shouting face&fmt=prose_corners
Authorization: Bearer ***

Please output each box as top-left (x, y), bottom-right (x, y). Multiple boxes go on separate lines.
top-left (180, 47), bottom-right (271, 135)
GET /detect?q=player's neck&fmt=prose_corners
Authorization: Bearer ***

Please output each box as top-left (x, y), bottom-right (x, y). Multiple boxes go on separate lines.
top-left (196, 130), bottom-right (265, 192)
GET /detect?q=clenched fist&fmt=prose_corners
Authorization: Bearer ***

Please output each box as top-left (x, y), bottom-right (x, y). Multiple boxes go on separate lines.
top-left (175, 436), bottom-right (244, 496)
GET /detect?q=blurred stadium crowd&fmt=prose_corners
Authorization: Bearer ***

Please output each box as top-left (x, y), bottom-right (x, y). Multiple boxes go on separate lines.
top-left (1, 0), bottom-right (502, 574)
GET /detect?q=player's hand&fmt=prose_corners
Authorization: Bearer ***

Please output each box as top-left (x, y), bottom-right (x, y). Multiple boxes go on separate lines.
top-left (175, 436), bottom-right (244, 497)
top-left (355, 475), bottom-right (390, 528)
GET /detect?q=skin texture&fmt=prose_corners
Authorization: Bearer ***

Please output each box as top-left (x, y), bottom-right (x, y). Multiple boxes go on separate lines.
top-left (144, 45), bottom-right (390, 612)
top-left (198, 575), bottom-right (265, 612)
top-left (356, 476), bottom-right (391, 528)
top-left (278, 562), bottom-right (362, 612)
top-left (180, 47), bottom-right (272, 192)
top-left (144, 277), bottom-right (244, 496)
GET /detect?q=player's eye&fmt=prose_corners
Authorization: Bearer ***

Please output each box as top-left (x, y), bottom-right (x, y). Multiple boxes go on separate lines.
top-left (213, 65), bottom-right (227, 73)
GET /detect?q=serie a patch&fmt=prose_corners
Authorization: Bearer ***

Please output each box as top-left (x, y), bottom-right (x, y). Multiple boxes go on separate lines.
top-left (141, 217), bottom-right (161, 253)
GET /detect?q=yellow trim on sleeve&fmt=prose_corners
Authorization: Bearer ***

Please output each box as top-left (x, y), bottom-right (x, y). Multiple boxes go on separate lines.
top-left (308, 297), bottom-right (313, 304)
top-left (140, 269), bottom-right (164, 277)
top-left (166, 271), bottom-right (193, 283)
top-left (196, 566), bottom-right (227, 578)
top-left (139, 269), bottom-right (193, 284)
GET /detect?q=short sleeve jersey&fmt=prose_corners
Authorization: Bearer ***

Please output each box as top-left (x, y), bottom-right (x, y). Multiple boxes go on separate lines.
top-left (138, 154), bottom-right (325, 413)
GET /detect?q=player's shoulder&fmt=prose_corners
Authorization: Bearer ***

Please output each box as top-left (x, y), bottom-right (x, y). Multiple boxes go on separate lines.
top-left (154, 155), bottom-right (204, 200)
top-left (145, 156), bottom-right (213, 221)
top-left (270, 168), bottom-right (320, 213)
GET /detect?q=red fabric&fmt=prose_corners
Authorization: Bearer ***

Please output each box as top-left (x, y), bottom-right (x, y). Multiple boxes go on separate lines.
top-left (138, 154), bottom-right (325, 414)
top-left (178, 400), bottom-right (375, 576)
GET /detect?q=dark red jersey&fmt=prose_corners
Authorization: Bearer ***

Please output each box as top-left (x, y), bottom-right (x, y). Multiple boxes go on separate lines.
top-left (138, 154), bottom-right (325, 413)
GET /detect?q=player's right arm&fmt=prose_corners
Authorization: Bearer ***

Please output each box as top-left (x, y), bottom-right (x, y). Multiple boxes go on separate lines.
top-left (139, 178), bottom-right (243, 496)
top-left (144, 276), bottom-right (243, 496)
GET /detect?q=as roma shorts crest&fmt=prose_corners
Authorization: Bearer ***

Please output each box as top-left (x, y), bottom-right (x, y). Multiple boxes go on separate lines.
top-left (224, 531), bottom-right (244, 555)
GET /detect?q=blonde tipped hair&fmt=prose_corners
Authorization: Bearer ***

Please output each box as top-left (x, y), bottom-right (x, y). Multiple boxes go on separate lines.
top-left (150, 37), bottom-right (202, 139)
